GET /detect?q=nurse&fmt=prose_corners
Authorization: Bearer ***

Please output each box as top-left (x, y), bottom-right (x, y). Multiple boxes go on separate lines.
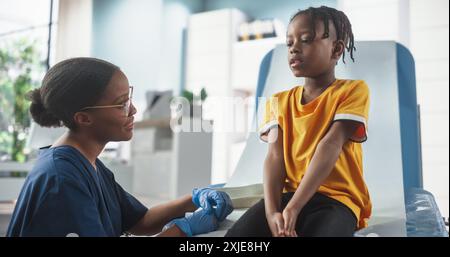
top-left (7, 57), bottom-right (233, 237)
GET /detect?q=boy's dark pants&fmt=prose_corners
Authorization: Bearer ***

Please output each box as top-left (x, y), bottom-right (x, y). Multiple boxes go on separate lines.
top-left (225, 192), bottom-right (357, 237)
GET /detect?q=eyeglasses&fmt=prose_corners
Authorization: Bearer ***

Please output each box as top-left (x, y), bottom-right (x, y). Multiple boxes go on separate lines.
top-left (81, 86), bottom-right (133, 116)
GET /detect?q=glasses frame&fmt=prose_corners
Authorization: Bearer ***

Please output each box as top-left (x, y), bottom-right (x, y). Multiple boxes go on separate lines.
top-left (81, 86), bottom-right (133, 115)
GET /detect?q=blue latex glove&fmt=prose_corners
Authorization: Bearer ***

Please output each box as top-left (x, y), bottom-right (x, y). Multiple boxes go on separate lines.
top-left (164, 209), bottom-right (218, 236)
top-left (192, 188), bottom-right (234, 221)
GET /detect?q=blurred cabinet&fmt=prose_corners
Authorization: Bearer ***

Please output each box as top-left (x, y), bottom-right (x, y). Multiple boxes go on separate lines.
top-left (131, 119), bottom-right (213, 200)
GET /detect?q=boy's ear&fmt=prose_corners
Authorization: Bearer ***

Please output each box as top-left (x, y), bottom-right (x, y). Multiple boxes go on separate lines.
top-left (73, 111), bottom-right (94, 128)
top-left (332, 40), bottom-right (345, 60)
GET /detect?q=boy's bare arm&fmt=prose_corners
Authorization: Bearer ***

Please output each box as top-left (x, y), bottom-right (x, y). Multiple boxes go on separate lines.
top-left (285, 120), bottom-right (361, 212)
top-left (263, 127), bottom-right (287, 215)
top-left (281, 120), bottom-right (361, 236)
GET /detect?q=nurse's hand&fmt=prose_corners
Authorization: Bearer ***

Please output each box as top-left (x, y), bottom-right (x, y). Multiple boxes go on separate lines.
top-left (163, 209), bottom-right (218, 236)
top-left (192, 188), bottom-right (234, 221)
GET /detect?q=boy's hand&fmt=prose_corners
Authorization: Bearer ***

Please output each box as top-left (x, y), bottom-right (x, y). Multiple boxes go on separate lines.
top-left (282, 206), bottom-right (300, 237)
top-left (266, 212), bottom-right (285, 237)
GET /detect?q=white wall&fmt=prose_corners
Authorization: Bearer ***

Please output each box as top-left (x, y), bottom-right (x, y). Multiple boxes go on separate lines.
top-left (339, 0), bottom-right (449, 217)
top-left (159, 0), bottom-right (203, 96)
top-left (91, 0), bottom-right (203, 120)
top-left (91, 0), bottom-right (164, 120)
top-left (338, 0), bottom-right (410, 46)
top-left (410, 0), bottom-right (449, 217)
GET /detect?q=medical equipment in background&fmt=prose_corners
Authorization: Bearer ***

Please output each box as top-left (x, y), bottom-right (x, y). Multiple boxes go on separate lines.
top-left (197, 41), bottom-right (448, 237)
top-left (143, 90), bottom-right (173, 120)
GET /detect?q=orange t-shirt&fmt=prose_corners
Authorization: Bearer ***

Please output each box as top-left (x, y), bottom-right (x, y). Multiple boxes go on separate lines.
top-left (259, 79), bottom-right (372, 229)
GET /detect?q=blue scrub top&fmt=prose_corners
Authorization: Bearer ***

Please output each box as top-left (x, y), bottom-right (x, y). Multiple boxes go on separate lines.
top-left (7, 145), bottom-right (148, 237)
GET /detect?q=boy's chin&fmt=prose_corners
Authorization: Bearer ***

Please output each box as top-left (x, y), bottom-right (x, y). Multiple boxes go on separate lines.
top-left (291, 70), bottom-right (306, 77)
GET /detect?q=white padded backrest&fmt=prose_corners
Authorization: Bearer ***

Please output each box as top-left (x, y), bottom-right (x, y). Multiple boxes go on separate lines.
top-left (226, 41), bottom-right (406, 236)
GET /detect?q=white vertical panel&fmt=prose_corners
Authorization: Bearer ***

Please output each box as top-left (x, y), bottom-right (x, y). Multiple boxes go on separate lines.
top-left (55, 0), bottom-right (92, 61)
top-left (410, 0), bottom-right (449, 217)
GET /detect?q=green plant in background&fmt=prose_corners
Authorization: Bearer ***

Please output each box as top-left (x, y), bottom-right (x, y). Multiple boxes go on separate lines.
top-left (199, 88), bottom-right (208, 102)
top-left (0, 38), bottom-right (44, 163)
top-left (181, 89), bottom-right (194, 103)
top-left (181, 87), bottom-right (208, 103)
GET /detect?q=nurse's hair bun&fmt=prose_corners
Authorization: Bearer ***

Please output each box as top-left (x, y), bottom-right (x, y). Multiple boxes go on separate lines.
top-left (27, 57), bottom-right (119, 130)
top-left (28, 88), bottom-right (62, 127)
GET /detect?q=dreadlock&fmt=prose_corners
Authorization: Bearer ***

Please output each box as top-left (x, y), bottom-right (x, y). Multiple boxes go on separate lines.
top-left (289, 6), bottom-right (355, 63)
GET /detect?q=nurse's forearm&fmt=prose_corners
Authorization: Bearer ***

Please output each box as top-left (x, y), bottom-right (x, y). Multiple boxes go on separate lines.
top-left (157, 223), bottom-right (186, 237)
top-left (129, 195), bottom-right (196, 235)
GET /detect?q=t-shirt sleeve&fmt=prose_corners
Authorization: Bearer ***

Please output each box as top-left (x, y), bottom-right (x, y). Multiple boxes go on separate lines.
top-left (334, 81), bottom-right (370, 143)
top-left (259, 95), bottom-right (281, 142)
top-left (24, 177), bottom-right (107, 237)
top-left (113, 179), bottom-right (148, 233)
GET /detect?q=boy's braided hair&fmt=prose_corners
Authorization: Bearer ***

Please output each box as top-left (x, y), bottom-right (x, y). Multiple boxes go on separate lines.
top-left (290, 6), bottom-right (355, 63)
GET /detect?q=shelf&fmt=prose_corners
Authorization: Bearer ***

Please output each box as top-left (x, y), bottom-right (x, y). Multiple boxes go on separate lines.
top-left (234, 37), bottom-right (285, 48)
